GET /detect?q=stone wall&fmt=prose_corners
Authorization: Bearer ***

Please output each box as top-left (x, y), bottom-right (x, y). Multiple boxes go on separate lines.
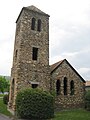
top-left (51, 60), bottom-right (85, 110)
top-left (8, 6), bottom-right (50, 111)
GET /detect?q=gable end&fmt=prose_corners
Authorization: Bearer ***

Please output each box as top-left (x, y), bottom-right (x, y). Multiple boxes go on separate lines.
top-left (50, 59), bottom-right (85, 83)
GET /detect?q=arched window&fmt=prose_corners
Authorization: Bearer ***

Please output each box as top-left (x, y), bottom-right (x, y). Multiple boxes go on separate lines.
top-left (31, 18), bottom-right (36, 30)
top-left (70, 80), bottom-right (74, 95)
top-left (64, 77), bottom-right (67, 95)
top-left (56, 80), bottom-right (60, 95)
top-left (37, 19), bottom-right (41, 32)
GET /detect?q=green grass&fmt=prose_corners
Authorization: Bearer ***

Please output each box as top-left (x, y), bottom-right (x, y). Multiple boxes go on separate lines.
top-left (0, 94), bottom-right (4, 97)
top-left (0, 98), bottom-right (12, 116)
top-left (51, 109), bottom-right (90, 120)
top-left (0, 97), bottom-right (90, 120)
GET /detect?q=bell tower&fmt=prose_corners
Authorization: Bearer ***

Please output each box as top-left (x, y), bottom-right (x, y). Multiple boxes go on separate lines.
top-left (8, 5), bottom-right (50, 111)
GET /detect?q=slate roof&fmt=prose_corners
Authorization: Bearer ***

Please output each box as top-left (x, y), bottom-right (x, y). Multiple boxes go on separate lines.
top-left (16, 5), bottom-right (49, 23)
top-left (50, 59), bottom-right (85, 83)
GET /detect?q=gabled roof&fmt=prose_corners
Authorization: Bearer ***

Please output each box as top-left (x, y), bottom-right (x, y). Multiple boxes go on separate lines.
top-left (50, 59), bottom-right (85, 83)
top-left (50, 59), bottom-right (64, 73)
top-left (16, 5), bottom-right (50, 23)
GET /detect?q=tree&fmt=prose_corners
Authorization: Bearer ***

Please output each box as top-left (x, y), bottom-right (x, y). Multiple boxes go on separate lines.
top-left (0, 76), bottom-right (9, 93)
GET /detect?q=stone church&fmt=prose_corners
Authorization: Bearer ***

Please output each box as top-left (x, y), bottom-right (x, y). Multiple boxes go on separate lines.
top-left (8, 5), bottom-right (85, 111)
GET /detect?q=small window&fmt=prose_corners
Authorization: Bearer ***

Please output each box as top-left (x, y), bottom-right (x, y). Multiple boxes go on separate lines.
top-left (56, 80), bottom-right (60, 95)
top-left (70, 80), bottom-right (74, 95)
top-left (32, 84), bottom-right (38, 88)
top-left (15, 50), bottom-right (18, 58)
top-left (31, 18), bottom-right (36, 30)
top-left (37, 19), bottom-right (41, 32)
top-left (32, 47), bottom-right (38, 60)
top-left (64, 77), bottom-right (67, 95)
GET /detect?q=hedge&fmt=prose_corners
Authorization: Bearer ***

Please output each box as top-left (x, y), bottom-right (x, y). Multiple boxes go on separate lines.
top-left (16, 88), bottom-right (54, 119)
top-left (85, 90), bottom-right (90, 111)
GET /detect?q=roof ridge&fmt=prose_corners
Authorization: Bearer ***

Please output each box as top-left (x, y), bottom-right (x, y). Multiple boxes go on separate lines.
top-left (50, 59), bottom-right (85, 83)
top-left (25, 5), bottom-right (49, 16)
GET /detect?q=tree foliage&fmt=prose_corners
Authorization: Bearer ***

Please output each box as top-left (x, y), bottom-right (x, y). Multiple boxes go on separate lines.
top-left (85, 90), bottom-right (90, 111)
top-left (0, 76), bottom-right (9, 93)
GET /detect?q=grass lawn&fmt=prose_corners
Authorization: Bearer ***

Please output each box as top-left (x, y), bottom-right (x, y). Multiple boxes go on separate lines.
top-left (0, 98), bottom-right (12, 116)
top-left (0, 94), bottom-right (4, 97)
top-left (51, 109), bottom-right (90, 120)
top-left (0, 97), bottom-right (90, 120)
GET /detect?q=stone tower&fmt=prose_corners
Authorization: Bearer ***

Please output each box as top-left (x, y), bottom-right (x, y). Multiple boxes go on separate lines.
top-left (8, 5), bottom-right (50, 111)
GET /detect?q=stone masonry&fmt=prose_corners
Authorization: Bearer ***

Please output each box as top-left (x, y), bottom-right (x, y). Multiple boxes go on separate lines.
top-left (8, 5), bottom-right (50, 111)
top-left (8, 5), bottom-right (85, 112)
top-left (50, 59), bottom-right (85, 110)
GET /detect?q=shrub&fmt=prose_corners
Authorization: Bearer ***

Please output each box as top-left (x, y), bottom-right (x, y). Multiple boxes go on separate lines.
top-left (3, 94), bottom-right (9, 104)
top-left (85, 90), bottom-right (90, 111)
top-left (16, 88), bottom-right (54, 119)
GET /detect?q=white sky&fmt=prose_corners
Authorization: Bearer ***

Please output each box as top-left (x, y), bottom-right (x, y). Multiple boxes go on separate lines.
top-left (0, 0), bottom-right (90, 80)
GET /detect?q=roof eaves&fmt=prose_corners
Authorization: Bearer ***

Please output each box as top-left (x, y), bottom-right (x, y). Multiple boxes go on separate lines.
top-left (50, 59), bottom-right (65, 74)
top-left (65, 59), bottom-right (86, 83)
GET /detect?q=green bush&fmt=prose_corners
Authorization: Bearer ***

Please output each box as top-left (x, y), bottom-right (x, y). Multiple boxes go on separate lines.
top-left (85, 90), bottom-right (90, 111)
top-left (3, 94), bottom-right (9, 104)
top-left (16, 88), bottom-right (54, 119)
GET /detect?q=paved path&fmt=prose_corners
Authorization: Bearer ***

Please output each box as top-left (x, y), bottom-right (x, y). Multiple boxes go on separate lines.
top-left (0, 114), bottom-right (12, 120)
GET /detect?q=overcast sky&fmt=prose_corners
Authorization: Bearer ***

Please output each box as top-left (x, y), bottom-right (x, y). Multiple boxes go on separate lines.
top-left (0, 0), bottom-right (90, 80)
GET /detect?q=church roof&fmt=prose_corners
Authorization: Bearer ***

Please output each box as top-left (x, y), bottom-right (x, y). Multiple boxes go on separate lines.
top-left (50, 59), bottom-right (85, 83)
top-left (50, 59), bottom-right (64, 73)
top-left (16, 5), bottom-right (49, 23)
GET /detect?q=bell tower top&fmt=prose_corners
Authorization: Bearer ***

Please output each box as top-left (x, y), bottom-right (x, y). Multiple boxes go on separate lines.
top-left (16, 5), bottom-right (50, 23)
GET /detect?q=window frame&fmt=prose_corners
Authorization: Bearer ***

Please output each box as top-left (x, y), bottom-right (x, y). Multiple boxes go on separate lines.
top-left (31, 17), bottom-right (36, 30)
top-left (70, 80), bottom-right (74, 95)
top-left (56, 79), bottom-right (60, 95)
top-left (32, 47), bottom-right (38, 60)
top-left (37, 19), bottom-right (41, 32)
top-left (64, 77), bottom-right (67, 95)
